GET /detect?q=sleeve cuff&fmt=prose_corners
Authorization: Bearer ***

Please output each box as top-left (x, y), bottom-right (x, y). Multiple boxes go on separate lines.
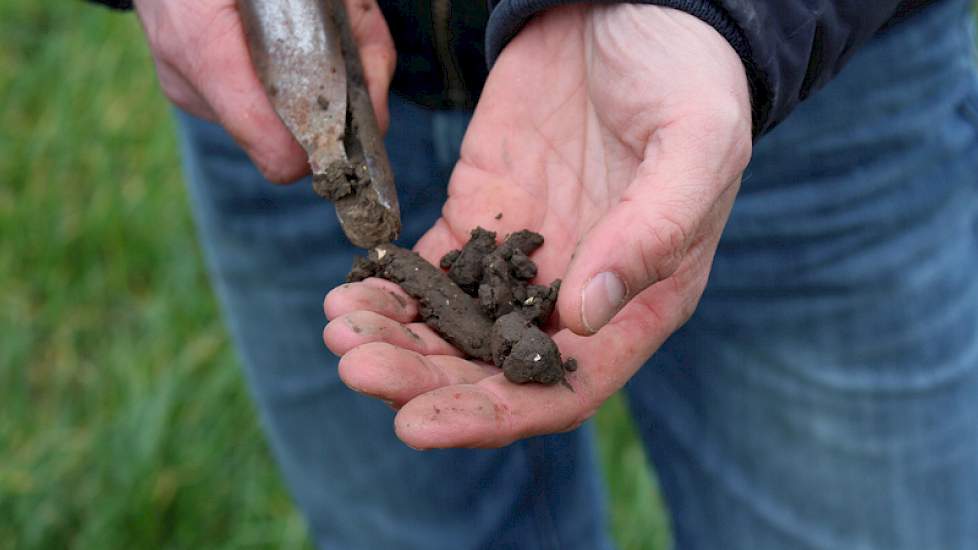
top-left (86, 0), bottom-right (133, 10)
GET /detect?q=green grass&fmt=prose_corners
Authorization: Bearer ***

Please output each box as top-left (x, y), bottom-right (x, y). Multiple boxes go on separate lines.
top-left (0, 3), bottom-right (667, 549)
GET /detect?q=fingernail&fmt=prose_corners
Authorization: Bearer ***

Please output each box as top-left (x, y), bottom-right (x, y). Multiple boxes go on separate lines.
top-left (581, 272), bottom-right (626, 333)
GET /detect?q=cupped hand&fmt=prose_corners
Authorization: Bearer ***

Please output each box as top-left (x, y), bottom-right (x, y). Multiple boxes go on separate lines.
top-left (133, 0), bottom-right (395, 183)
top-left (324, 5), bottom-right (752, 448)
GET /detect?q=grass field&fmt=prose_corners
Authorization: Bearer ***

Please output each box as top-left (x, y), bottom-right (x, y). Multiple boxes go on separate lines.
top-left (0, 3), bottom-right (668, 549)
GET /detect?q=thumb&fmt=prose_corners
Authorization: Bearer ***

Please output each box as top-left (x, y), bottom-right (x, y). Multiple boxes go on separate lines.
top-left (559, 139), bottom-right (741, 335)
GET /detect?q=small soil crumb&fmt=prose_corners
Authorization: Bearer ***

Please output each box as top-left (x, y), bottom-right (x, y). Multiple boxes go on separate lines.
top-left (497, 230), bottom-right (544, 258)
top-left (562, 357), bottom-right (578, 372)
top-left (500, 324), bottom-right (563, 384)
top-left (495, 212), bottom-right (503, 220)
top-left (348, 256), bottom-right (378, 282)
top-left (313, 159), bottom-right (369, 202)
top-left (509, 250), bottom-right (536, 280)
top-left (348, 227), bottom-right (576, 387)
top-left (444, 227), bottom-right (496, 295)
top-left (475, 230), bottom-right (544, 318)
top-left (439, 249), bottom-right (460, 270)
top-left (521, 281), bottom-right (560, 326)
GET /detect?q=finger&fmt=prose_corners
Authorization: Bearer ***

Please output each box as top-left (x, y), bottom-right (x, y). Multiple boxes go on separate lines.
top-left (190, 8), bottom-right (309, 183)
top-left (344, 0), bottom-right (396, 133)
top-left (559, 120), bottom-right (749, 335)
top-left (393, 313), bottom-right (680, 449)
top-left (339, 342), bottom-right (497, 406)
top-left (395, 372), bottom-right (594, 449)
top-left (153, 57), bottom-right (217, 121)
top-left (324, 278), bottom-right (418, 323)
top-left (324, 310), bottom-right (462, 357)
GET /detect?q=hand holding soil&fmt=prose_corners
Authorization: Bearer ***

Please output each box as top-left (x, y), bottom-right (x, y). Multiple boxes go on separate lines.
top-left (346, 228), bottom-right (577, 387)
top-left (323, 4), bottom-right (753, 449)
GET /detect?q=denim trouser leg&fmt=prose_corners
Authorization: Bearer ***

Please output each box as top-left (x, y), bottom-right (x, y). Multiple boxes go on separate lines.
top-left (626, 2), bottom-right (978, 548)
top-left (176, 101), bottom-right (613, 550)
top-left (177, 1), bottom-right (978, 548)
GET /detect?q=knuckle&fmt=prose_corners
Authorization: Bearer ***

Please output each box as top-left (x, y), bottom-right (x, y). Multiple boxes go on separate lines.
top-left (156, 72), bottom-right (195, 108)
top-left (257, 161), bottom-right (302, 185)
top-left (245, 138), bottom-right (308, 184)
top-left (635, 212), bottom-right (689, 284)
top-left (245, 144), bottom-right (283, 181)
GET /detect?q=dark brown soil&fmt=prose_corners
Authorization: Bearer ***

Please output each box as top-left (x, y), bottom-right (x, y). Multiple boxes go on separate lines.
top-left (348, 245), bottom-right (494, 361)
top-left (348, 227), bottom-right (576, 386)
top-left (313, 159), bottom-right (369, 202)
top-left (312, 155), bottom-right (400, 249)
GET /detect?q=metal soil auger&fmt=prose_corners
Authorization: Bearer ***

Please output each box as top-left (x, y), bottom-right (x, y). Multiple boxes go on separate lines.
top-left (238, 0), bottom-right (400, 248)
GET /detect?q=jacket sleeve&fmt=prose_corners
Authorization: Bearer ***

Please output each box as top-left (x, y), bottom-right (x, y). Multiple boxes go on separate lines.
top-left (86, 0), bottom-right (133, 10)
top-left (485, 0), bottom-right (913, 136)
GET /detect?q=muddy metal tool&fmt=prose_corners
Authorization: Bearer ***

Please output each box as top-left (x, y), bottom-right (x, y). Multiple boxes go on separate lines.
top-left (238, 0), bottom-right (400, 248)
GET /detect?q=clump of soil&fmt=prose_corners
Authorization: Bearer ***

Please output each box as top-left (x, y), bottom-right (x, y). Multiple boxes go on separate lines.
top-left (313, 159), bottom-right (369, 202)
top-left (348, 227), bottom-right (576, 386)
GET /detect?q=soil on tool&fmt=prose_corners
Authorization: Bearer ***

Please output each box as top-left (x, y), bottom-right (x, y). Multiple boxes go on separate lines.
top-left (348, 227), bottom-right (576, 386)
top-left (314, 159), bottom-right (369, 202)
top-left (313, 158), bottom-right (400, 249)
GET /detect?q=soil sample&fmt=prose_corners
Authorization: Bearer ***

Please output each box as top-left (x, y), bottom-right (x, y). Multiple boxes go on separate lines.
top-left (348, 227), bottom-right (576, 386)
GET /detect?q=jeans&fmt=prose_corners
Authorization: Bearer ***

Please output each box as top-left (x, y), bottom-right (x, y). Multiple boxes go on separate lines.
top-left (175, 0), bottom-right (978, 547)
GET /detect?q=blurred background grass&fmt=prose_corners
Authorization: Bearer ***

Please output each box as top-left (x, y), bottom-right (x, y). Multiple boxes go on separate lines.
top-left (0, 2), bottom-right (669, 548)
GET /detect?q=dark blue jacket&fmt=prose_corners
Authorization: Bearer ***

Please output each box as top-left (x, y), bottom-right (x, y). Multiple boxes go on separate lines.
top-left (90, 0), bottom-right (938, 136)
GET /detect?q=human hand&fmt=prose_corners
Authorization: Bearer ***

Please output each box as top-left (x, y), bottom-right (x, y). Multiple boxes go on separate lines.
top-left (132, 0), bottom-right (395, 182)
top-left (324, 4), bottom-right (752, 448)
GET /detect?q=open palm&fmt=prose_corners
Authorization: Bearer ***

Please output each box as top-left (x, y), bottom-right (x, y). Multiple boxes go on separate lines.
top-left (324, 4), bottom-right (752, 449)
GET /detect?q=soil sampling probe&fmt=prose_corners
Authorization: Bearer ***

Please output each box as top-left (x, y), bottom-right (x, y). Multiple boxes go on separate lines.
top-left (237, 0), bottom-right (400, 248)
